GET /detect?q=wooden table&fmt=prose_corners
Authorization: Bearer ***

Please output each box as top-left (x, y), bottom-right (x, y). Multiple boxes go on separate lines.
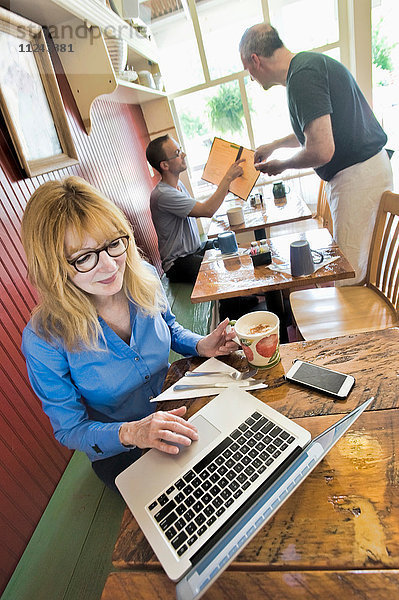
top-left (103, 328), bottom-right (399, 600)
top-left (191, 228), bottom-right (355, 304)
top-left (207, 189), bottom-right (312, 240)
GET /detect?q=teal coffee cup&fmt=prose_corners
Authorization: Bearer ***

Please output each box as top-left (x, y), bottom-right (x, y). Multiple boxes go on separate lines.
top-left (273, 181), bottom-right (290, 199)
top-left (212, 231), bottom-right (238, 255)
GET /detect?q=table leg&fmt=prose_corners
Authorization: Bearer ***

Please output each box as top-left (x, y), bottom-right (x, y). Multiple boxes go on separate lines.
top-left (264, 291), bottom-right (289, 343)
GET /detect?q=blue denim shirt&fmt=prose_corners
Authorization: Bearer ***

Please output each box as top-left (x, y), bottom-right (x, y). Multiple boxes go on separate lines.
top-left (22, 296), bottom-right (201, 461)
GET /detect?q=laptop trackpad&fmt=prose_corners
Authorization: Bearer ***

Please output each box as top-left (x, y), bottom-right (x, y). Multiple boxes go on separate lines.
top-left (172, 415), bottom-right (221, 467)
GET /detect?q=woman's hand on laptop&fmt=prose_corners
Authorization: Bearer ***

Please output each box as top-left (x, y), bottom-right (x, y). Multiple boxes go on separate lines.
top-left (119, 406), bottom-right (198, 454)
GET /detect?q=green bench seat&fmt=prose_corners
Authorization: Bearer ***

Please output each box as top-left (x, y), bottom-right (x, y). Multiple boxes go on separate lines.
top-left (2, 451), bottom-right (125, 600)
top-left (2, 278), bottom-right (212, 600)
top-left (161, 275), bottom-right (214, 363)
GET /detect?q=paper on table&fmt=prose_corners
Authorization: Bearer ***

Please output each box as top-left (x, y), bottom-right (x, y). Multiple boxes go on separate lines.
top-left (150, 357), bottom-right (267, 402)
top-left (201, 247), bottom-right (248, 265)
top-left (268, 254), bottom-right (339, 276)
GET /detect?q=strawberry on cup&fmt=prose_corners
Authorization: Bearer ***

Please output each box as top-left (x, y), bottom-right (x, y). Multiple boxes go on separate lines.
top-left (233, 311), bottom-right (280, 368)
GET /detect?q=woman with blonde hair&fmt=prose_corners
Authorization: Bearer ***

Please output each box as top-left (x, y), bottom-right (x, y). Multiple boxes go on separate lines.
top-left (21, 176), bottom-right (237, 490)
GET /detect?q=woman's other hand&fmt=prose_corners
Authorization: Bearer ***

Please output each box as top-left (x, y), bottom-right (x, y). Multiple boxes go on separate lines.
top-left (196, 317), bottom-right (239, 357)
top-left (119, 406), bottom-right (198, 454)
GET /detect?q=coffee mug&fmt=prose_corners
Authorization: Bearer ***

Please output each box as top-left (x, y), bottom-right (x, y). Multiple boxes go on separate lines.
top-left (290, 240), bottom-right (323, 277)
top-left (137, 70), bottom-right (155, 88)
top-left (234, 311), bottom-right (280, 368)
top-left (227, 206), bottom-right (244, 226)
top-left (273, 181), bottom-right (290, 199)
top-left (212, 231), bottom-right (238, 255)
top-left (249, 195), bottom-right (257, 208)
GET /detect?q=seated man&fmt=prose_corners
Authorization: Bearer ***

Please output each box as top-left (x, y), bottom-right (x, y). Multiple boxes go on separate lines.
top-left (146, 134), bottom-right (244, 283)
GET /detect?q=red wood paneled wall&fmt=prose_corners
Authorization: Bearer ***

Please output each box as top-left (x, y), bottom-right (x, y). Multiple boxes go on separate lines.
top-left (0, 44), bottom-right (161, 593)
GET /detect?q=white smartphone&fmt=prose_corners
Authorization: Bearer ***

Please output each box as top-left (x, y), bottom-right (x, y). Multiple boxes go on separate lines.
top-left (285, 360), bottom-right (355, 399)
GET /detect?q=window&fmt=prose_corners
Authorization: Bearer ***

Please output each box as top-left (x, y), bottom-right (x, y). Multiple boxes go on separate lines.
top-left (371, 0), bottom-right (399, 156)
top-left (175, 80), bottom-right (250, 195)
top-left (143, 1), bottom-right (204, 92)
top-left (145, 0), bottom-right (380, 197)
top-left (195, 0), bottom-right (264, 80)
top-left (267, 0), bottom-right (339, 52)
top-left (245, 80), bottom-right (291, 149)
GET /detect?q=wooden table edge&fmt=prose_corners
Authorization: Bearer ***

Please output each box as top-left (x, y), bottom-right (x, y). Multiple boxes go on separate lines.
top-left (207, 212), bottom-right (313, 239)
top-left (190, 266), bottom-right (355, 303)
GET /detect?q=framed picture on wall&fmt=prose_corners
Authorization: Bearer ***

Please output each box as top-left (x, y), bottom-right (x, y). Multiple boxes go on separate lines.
top-left (0, 8), bottom-right (78, 177)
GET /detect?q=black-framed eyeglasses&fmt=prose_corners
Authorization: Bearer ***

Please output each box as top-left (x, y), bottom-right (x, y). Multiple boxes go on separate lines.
top-left (163, 147), bottom-right (184, 161)
top-left (67, 236), bottom-right (130, 273)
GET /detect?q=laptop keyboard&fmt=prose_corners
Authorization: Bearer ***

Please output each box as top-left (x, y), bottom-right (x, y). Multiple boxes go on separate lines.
top-left (147, 411), bottom-right (296, 557)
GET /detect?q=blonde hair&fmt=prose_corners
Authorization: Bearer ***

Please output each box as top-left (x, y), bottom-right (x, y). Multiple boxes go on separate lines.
top-left (21, 176), bottom-right (166, 351)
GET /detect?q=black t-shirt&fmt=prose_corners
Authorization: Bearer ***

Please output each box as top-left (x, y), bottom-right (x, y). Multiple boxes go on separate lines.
top-left (286, 52), bottom-right (387, 181)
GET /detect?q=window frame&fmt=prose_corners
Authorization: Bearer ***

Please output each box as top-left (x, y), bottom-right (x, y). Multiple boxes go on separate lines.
top-left (153, 0), bottom-right (373, 187)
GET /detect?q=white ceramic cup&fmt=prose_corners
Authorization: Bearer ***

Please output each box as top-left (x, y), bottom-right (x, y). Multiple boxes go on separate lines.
top-left (227, 206), bottom-right (244, 226)
top-left (234, 311), bottom-right (280, 368)
top-left (138, 70), bottom-right (155, 88)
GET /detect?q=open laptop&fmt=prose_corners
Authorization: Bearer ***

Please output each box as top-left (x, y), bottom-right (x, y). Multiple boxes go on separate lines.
top-left (116, 387), bottom-right (373, 600)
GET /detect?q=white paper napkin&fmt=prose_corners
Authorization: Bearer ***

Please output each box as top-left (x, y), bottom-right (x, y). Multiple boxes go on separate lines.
top-left (201, 247), bottom-right (248, 265)
top-left (268, 254), bottom-right (339, 276)
top-left (150, 357), bottom-right (267, 402)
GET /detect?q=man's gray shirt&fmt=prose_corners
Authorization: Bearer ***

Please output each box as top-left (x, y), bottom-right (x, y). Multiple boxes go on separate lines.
top-left (150, 180), bottom-right (201, 272)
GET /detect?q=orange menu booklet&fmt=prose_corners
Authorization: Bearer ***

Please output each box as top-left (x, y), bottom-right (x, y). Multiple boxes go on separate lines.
top-left (201, 137), bottom-right (260, 200)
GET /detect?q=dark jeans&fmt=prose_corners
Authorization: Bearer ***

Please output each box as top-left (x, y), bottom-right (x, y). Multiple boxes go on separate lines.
top-left (92, 447), bottom-right (142, 493)
top-left (218, 295), bottom-right (260, 321)
top-left (165, 240), bottom-right (214, 284)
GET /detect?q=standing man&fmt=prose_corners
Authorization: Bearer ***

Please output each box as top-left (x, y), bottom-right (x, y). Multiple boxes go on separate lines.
top-left (146, 135), bottom-right (244, 283)
top-left (239, 23), bottom-right (393, 285)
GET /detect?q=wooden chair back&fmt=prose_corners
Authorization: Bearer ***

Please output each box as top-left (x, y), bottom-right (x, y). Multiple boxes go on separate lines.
top-left (316, 180), bottom-right (333, 235)
top-left (367, 190), bottom-right (399, 312)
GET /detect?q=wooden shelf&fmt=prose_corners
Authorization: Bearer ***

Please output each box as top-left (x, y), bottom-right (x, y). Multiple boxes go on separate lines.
top-left (107, 79), bottom-right (167, 104)
top-left (1, 0), bottom-right (165, 133)
top-left (2, 0), bottom-right (159, 62)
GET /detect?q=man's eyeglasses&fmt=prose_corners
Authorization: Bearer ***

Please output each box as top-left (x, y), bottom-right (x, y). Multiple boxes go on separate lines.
top-left (163, 147), bottom-right (184, 161)
top-left (67, 236), bottom-right (130, 273)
